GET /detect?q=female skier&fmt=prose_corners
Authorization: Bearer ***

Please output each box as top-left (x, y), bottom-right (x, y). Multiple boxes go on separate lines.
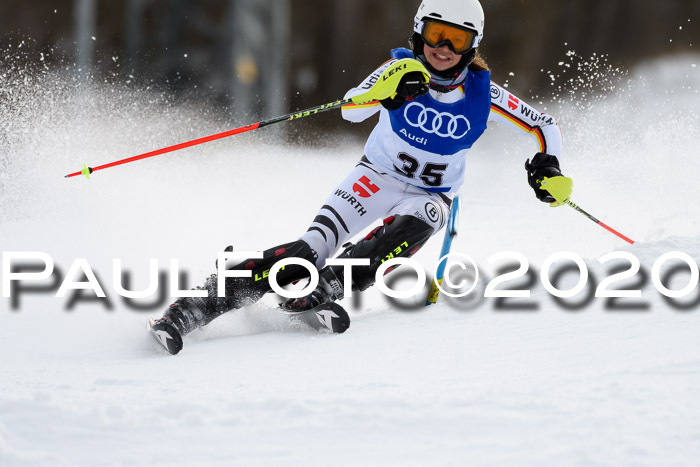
top-left (151, 0), bottom-right (566, 354)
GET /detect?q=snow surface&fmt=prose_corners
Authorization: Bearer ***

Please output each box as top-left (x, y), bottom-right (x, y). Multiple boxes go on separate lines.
top-left (1, 54), bottom-right (700, 466)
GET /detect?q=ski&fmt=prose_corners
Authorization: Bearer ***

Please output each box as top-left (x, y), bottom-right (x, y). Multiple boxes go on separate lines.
top-left (280, 302), bottom-right (351, 333)
top-left (148, 316), bottom-right (184, 355)
top-left (149, 302), bottom-right (350, 355)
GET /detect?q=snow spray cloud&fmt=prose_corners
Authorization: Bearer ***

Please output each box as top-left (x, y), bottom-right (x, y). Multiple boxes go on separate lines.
top-left (534, 51), bottom-right (700, 242)
top-left (2, 249), bottom-right (699, 313)
top-left (0, 40), bottom-right (238, 224)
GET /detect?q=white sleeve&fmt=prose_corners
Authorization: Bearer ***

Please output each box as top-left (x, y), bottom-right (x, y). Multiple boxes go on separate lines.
top-left (488, 81), bottom-right (562, 157)
top-left (341, 59), bottom-right (399, 123)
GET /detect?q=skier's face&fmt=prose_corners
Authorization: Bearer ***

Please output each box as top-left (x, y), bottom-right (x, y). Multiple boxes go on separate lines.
top-left (423, 43), bottom-right (459, 71)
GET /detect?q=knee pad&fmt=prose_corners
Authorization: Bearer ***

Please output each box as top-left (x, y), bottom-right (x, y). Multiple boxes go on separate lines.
top-left (331, 215), bottom-right (434, 292)
top-left (197, 240), bottom-right (318, 312)
top-left (223, 239), bottom-right (318, 300)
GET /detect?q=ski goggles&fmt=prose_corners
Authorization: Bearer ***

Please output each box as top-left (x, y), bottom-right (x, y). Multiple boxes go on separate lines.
top-left (419, 20), bottom-right (477, 55)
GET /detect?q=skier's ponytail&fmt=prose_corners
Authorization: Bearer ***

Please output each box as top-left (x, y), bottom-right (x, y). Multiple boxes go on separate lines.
top-left (469, 50), bottom-right (489, 72)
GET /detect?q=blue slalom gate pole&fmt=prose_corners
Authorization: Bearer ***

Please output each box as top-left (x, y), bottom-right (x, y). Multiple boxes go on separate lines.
top-left (426, 195), bottom-right (461, 305)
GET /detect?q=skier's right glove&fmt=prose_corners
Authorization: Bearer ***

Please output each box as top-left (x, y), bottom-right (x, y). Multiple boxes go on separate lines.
top-left (525, 152), bottom-right (563, 204)
top-left (380, 71), bottom-right (430, 111)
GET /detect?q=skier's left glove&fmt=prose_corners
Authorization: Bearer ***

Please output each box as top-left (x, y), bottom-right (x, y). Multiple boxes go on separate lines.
top-left (380, 71), bottom-right (430, 110)
top-left (525, 152), bottom-right (563, 204)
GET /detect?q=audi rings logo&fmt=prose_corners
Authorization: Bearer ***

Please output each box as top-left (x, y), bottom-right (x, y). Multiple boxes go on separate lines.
top-left (404, 102), bottom-right (471, 139)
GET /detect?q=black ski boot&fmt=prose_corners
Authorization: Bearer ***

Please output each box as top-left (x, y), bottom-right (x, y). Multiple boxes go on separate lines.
top-left (149, 315), bottom-right (184, 355)
top-left (149, 273), bottom-right (243, 354)
top-left (151, 240), bottom-right (320, 353)
top-left (281, 267), bottom-right (345, 312)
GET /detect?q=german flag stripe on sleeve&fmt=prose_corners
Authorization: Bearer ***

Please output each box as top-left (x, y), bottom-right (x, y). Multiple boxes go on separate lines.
top-left (490, 103), bottom-right (547, 153)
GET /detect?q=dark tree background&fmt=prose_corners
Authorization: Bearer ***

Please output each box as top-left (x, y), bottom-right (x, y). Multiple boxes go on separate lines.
top-left (1, 0), bottom-right (698, 126)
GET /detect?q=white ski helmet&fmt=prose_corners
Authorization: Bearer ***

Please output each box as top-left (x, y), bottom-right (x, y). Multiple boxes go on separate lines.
top-left (410, 0), bottom-right (485, 91)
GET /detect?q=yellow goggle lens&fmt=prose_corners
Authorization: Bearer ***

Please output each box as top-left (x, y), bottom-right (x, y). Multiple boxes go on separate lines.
top-left (422, 21), bottom-right (475, 54)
